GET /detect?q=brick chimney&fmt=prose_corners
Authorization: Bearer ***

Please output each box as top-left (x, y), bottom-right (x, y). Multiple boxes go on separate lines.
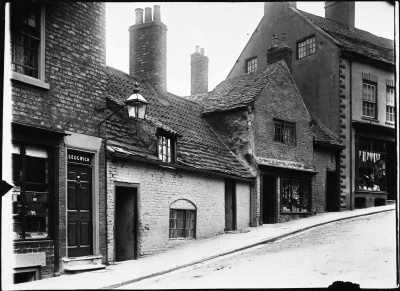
top-left (129, 5), bottom-right (168, 95)
top-left (191, 46), bottom-right (209, 95)
top-left (324, 1), bottom-right (355, 30)
top-left (266, 33), bottom-right (293, 73)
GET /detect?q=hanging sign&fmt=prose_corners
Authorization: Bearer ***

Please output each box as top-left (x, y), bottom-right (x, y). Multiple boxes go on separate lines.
top-left (67, 149), bottom-right (92, 165)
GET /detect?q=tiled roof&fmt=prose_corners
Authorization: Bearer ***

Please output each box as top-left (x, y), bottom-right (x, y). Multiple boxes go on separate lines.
top-left (310, 117), bottom-right (344, 148)
top-left (197, 61), bottom-right (283, 114)
top-left (102, 66), bottom-right (253, 179)
top-left (292, 8), bottom-right (394, 65)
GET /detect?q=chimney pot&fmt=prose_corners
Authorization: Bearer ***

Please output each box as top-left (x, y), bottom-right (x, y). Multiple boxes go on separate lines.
top-left (153, 5), bottom-right (161, 21)
top-left (195, 46), bottom-right (200, 53)
top-left (135, 8), bottom-right (144, 25)
top-left (200, 48), bottom-right (204, 56)
top-left (145, 7), bottom-right (152, 22)
top-left (272, 34), bottom-right (279, 46)
top-left (280, 33), bottom-right (288, 47)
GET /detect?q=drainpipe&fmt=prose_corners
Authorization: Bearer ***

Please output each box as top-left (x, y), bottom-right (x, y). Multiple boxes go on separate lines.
top-left (349, 59), bottom-right (353, 210)
top-left (104, 138), bottom-right (108, 264)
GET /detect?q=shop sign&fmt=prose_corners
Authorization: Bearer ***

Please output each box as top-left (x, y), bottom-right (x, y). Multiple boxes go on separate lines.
top-left (67, 149), bottom-right (92, 165)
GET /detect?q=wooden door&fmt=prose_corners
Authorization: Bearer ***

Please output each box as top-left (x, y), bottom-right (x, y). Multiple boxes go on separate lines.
top-left (262, 175), bottom-right (277, 224)
top-left (326, 170), bottom-right (339, 212)
top-left (115, 186), bottom-right (138, 261)
top-left (67, 164), bottom-right (92, 257)
top-left (225, 179), bottom-right (236, 231)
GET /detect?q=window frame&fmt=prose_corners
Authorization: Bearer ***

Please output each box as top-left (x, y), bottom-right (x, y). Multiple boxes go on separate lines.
top-left (10, 2), bottom-right (49, 89)
top-left (245, 56), bottom-right (257, 73)
top-left (273, 118), bottom-right (297, 145)
top-left (362, 80), bottom-right (378, 120)
top-left (169, 209), bottom-right (196, 239)
top-left (296, 35), bottom-right (316, 60)
top-left (280, 177), bottom-right (311, 214)
top-left (157, 132), bottom-right (177, 163)
top-left (386, 86), bottom-right (395, 123)
top-left (12, 142), bottom-right (55, 241)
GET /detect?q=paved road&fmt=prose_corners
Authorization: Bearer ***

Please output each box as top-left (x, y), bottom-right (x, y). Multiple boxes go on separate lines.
top-left (118, 211), bottom-right (397, 289)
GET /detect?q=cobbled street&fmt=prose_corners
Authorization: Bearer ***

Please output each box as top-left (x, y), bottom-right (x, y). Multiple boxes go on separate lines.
top-left (119, 211), bottom-right (396, 289)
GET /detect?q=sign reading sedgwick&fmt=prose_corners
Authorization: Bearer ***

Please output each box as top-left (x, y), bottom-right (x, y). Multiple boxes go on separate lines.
top-left (67, 149), bottom-right (92, 165)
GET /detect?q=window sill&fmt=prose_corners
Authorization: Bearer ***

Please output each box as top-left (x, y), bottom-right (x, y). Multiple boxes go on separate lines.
top-left (361, 116), bottom-right (378, 123)
top-left (169, 237), bottom-right (195, 240)
top-left (385, 121), bottom-right (395, 125)
top-left (14, 238), bottom-right (53, 243)
top-left (11, 72), bottom-right (50, 90)
top-left (280, 211), bottom-right (311, 215)
top-left (355, 190), bottom-right (388, 195)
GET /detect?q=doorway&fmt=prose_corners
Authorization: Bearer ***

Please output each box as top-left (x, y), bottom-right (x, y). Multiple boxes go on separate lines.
top-left (67, 164), bottom-right (93, 257)
top-left (225, 179), bottom-right (237, 231)
top-left (115, 186), bottom-right (138, 261)
top-left (326, 170), bottom-right (339, 212)
top-left (262, 175), bottom-right (277, 224)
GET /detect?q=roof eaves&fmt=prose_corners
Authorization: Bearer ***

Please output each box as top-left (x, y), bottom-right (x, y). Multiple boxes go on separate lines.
top-left (289, 7), bottom-right (342, 47)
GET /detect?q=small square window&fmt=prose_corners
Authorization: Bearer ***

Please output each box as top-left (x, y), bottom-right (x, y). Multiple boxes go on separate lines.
top-left (386, 86), bottom-right (395, 122)
top-left (362, 82), bottom-right (377, 118)
top-left (169, 209), bottom-right (195, 239)
top-left (297, 36), bottom-right (316, 59)
top-left (246, 57), bottom-right (257, 73)
top-left (157, 134), bottom-right (176, 163)
top-left (274, 119), bottom-right (296, 145)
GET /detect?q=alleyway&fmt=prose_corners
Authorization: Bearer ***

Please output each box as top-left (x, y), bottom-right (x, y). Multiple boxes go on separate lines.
top-left (120, 211), bottom-right (396, 289)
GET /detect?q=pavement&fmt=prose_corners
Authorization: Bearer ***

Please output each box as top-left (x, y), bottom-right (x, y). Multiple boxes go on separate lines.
top-left (9, 204), bottom-right (396, 290)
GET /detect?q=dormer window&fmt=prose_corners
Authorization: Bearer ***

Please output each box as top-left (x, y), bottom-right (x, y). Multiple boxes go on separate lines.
top-left (157, 134), bottom-right (176, 163)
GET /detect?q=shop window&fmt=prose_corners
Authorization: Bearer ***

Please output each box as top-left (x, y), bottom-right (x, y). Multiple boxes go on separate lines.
top-left (169, 209), bottom-right (195, 239)
top-left (386, 86), bottom-right (395, 122)
top-left (246, 57), bottom-right (257, 73)
top-left (362, 82), bottom-right (377, 118)
top-left (10, 2), bottom-right (44, 80)
top-left (157, 134), bottom-right (176, 163)
top-left (274, 119), bottom-right (296, 145)
top-left (281, 178), bottom-right (310, 213)
top-left (297, 36), bottom-right (315, 59)
top-left (12, 144), bottom-right (51, 240)
top-left (356, 139), bottom-right (386, 191)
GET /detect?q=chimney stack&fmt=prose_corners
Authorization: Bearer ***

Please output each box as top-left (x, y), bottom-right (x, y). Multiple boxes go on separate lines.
top-left (266, 33), bottom-right (293, 73)
top-left (129, 5), bottom-right (168, 95)
top-left (191, 46), bottom-right (209, 96)
top-left (324, 1), bottom-right (355, 30)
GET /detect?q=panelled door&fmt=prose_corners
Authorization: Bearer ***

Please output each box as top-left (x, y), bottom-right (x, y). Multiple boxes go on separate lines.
top-left (67, 164), bottom-right (93, 257)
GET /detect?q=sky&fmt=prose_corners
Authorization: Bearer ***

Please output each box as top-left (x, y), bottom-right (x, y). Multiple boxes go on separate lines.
top-left (106, 2), bottom-right (396, 97)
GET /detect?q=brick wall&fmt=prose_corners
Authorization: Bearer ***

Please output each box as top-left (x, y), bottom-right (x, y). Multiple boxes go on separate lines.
top-left (236, 181), bottom-right (251, 229)
top-left (107, 159), bottom-right (250, 262)
top-left (14, 240), bottom-right (54, 279)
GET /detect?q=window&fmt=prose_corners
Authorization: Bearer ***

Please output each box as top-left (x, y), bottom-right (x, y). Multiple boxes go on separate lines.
top-left (158, 134), bottom-right (176, 163)
top-left (362, 82), bottom-right (377, 118)
top-left (246, 57), bottom-right (257, 73)
top-left (357, 139), bottom-right (386, 192)
top-left (12, 144), bottom-right (52, 240)
top-left (386, 86), bottom-right (395, 122)
top-left (297, 36), bottom-right (316, 59)
top-left (281, 178), bottom-right (310, 213)
top-left (10, 2), bottom-right (43, 78)
top-left (274, 119), bottom-right (296, 144)
top-left (169, 209), bottom-right (195, 239)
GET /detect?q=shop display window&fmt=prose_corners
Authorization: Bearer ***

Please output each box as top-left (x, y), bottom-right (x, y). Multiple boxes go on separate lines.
top-left (12, 144), bottom-right (50, 240)
top-left (357, 139), bottom-right (386, 192)
top-left (281, 178), bottom-right (310, 213)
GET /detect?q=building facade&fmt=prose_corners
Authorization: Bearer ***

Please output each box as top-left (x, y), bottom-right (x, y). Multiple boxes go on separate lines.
top-left (6, 1), bottom-right (108, 283)
top-left (227, 1), bottom-right (396, 209)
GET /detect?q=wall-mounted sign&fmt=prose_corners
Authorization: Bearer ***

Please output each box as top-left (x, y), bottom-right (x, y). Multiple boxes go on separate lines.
top-left (67, 149), bottom-right (92, 165)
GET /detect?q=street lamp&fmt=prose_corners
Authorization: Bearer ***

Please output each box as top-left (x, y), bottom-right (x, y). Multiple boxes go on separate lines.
top-left (96, 82), bottom-right (148, 126)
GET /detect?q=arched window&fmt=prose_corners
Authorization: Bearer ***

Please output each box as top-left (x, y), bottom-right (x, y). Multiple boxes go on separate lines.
top-left (169, 200), bottom-right (196, 239)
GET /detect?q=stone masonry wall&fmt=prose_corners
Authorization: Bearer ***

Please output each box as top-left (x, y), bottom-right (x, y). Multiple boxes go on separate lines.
top-left (107, 159), bottom-right (251, 262)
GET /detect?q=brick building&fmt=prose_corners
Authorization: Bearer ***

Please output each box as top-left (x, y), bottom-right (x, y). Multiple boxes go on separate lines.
top-left (5, 1), bottom-right (108, 283)
top-left (189, 59), bottom-right (343, 225)
top-left (227, 2), bottom-right (396, 209)
top-left (96, 6), bottom-right (252, 262)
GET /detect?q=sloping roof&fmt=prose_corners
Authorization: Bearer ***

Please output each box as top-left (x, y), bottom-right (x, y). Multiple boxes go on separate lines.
top-left (292, 8), bottom-right (394, 65)
top-left (310, 117), bottom-right (344, 148)
top-left (197, 61), bottom-right (283, 114)
top-left (102, 66), bottom-right (253, 179)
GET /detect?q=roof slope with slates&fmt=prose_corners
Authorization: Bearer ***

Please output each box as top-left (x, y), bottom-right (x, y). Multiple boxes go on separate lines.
top-left (103, 66), bottom-right (253, 179)
top-left (292, 8), bottom-right (394, 65)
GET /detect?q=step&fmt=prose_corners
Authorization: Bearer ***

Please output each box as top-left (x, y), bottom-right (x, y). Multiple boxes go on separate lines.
top-left (64, 264), bottom-right (106, 274)
top-left (63, 255), bottom-right (102, 267)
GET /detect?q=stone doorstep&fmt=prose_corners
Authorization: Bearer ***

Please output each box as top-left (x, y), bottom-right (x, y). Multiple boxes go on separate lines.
top-left (63, 255), bottom-right (102, 267)
top-left (64, 264), bottom-right (106, 274)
